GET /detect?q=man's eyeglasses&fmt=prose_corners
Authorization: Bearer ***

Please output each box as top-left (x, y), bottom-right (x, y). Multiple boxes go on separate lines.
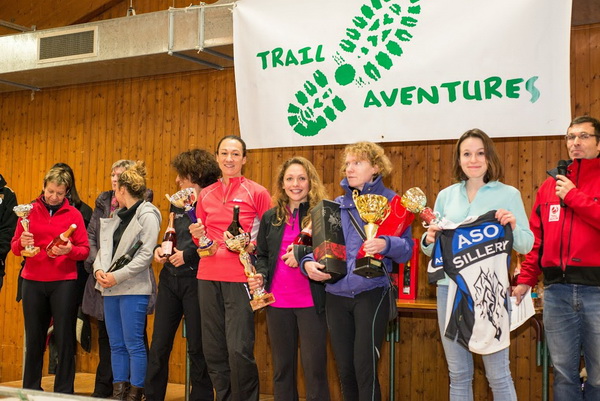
top-left (565, 133), bottom-right (599, 142)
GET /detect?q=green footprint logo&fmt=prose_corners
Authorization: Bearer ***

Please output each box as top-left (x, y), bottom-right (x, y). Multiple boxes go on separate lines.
top-left (287, 0), bottom-right (421, 137)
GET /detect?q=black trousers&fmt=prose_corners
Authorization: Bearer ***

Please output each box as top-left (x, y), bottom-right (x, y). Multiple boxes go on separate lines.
top-left (92, 319), bottom-right (113, 397)
top-left (22, 279), bottom-right (78, 393)
top-left (325, 287), bottom-right (389, 401)
top-left (266, 306), bottom-right (330, 401)
top-left (145, 271), bottom-right (213, 401)
top-left (198, 280), bottom-right (259, 401)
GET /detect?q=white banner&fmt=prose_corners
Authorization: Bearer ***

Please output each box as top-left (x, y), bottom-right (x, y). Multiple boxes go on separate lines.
top-left (233, 0), bottom-right (572, 149)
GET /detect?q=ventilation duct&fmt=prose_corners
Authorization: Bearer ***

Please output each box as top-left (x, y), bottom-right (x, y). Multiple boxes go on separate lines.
top-left (0, 1), bottom-right (235, 93)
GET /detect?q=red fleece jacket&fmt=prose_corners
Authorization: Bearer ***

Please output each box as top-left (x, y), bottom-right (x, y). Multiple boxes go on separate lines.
top-left (11, 197), bottom-right (89, 282)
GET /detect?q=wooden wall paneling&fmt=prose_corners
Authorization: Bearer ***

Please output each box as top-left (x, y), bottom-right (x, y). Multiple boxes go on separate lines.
top-left (94, 83), bottom-right (110, 198)
top-left (512, 322), bottom-right (533, 399)
top-left (159, 74), bottom-right (177, 196)
top-left (178, 73), bottom-right (192, 151)
top-left (396, 314), bottom-right (413, 401)
top-left (157, 76), bottom-right (175, 176)
top-left (590, 27), bottom-right (600, 117)
top-left (318, 145), bottom-right (338, 200)
top-left (185, 73), bottom-right (201, 149)
top-left (572, 26), bottom-right (591, 116)
top-left (68, 86), bottom-right (85, 200)
top-left (193, 72), bottom-right (210, 151)
top-left (145, 77), bottom-right (160, 192)
top-left (0, 93), bottom-right (22, 381)
top-left (206, 73), bottom-right (219, 149)
top-left (53, 89), bottom-right (68, 166)
top-left (80, 84), bottom-right (97, 202)
top-left (103, 79), bottom-right (118, 190)
top-left (254, 311), bottom-right (272, 394)
top-left (224, 69), bottom-right (240, 137)
top-left (516, 137), bottom-right (532, 210)
top-left (136, 77), bottom-right (150, 160)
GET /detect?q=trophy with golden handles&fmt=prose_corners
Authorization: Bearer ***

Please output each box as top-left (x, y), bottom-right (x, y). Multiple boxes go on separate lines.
top-left (352, 191), bottom-right (391, 278)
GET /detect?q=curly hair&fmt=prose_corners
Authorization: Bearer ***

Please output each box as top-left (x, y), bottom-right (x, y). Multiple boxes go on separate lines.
top-left (272, 156), bottom-right (327, 227)
top-left (172, 149), bottom-right (221, 188)
top-left (452, 128), bottom-right (503, 183)
top-left (118, 161), bottom-right (147, 199)
top-left (339, 141), bottom-right (392, 178)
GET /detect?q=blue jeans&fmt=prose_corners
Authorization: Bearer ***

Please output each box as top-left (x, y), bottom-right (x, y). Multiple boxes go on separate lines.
top-left (544, 284), bottom-right (600, 401)
top-left (104, 295), bottom-right (149, 387)
top-left (437, 285), bottom-right (516, 401)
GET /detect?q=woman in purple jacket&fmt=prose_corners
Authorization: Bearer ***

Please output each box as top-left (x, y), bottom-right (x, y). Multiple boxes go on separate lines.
top-left (303, 141), bottom-right (414, 401)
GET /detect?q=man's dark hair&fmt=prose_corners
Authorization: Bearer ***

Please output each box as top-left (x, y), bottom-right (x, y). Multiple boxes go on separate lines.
top-left (569, 116), bottom-right (600, 140)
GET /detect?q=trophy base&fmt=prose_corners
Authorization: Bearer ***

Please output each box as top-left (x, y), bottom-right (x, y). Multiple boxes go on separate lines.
top-left (320, 257), bottom-right (347, 284)
top-left (197, 243), bottom-right (217, 257)
top-left (353, 256), bottom-right (385, 278)
top-left (22, 247), bottom-right (40, 257)
top-left (250, 292), bottom-right (276, 311)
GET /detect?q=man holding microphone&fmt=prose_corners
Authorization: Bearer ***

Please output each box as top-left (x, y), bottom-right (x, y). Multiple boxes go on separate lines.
top-left (513, 116), bottom-right (600, 401)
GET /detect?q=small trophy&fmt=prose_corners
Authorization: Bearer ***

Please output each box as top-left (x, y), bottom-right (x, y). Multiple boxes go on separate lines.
top-left (225, 231), bottom-right (276, 311)
top-left (352, 191), bottom-right (391, 278)
top-left (13, 204), bottom-right (40, 257)
top-left (401, 187), bottom-right (442, 227)
top-left (166, 188), bottom-right (217, 257)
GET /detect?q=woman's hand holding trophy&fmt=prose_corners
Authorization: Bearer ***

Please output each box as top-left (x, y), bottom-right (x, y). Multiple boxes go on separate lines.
top-left (166, 187), bottom-right (217, 257)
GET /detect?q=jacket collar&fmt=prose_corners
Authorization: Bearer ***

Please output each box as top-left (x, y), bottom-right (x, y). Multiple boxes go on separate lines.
top-left (340, 175), bottom-right (385, 197)
top-left (339, 175), bottom-right (386, 208)
top-left (546, 157), bottom-right (600, 178)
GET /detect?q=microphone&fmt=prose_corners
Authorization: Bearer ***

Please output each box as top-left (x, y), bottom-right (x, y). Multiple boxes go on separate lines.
top-left (557, 160), bottom-right (568, 208)
top-left (108, 240), bottom-right (143, 273)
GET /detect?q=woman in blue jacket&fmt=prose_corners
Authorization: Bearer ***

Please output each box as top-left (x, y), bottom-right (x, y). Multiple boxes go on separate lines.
top-left (303, 142), bottom-right (414, 401)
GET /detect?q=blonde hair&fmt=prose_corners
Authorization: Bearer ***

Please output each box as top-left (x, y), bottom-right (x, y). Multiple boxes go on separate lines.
top-left (118, 161), bottom-right (147, 199)
top-left (111, 159), bottom-right (135, 171)
top-left (339, 141), bottom-right (392, 177)
top-left (44, 167), bottom-right (73, 191)
top-left (272, 157), bottom-right (327, 227)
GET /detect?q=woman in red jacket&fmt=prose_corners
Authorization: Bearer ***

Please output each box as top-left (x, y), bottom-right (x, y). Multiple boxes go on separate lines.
top-left (11, 167), bottom-right (90, 394)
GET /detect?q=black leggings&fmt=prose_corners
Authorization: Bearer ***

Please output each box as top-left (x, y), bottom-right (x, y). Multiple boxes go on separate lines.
top-left (22, 279), bottom-right (78, 393)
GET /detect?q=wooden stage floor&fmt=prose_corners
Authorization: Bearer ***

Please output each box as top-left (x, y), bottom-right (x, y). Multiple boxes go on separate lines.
top-left (0, 373), bottom-right (278, 400)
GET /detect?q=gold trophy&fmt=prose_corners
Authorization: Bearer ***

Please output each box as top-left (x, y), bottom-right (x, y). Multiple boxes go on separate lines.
top-left (401, 187), bottom-right (442, 227)
top-left (352, 191), bottom-right (391, 278)
top-left (166, 188), bottom-right (217, 257)
top-left (225, 231), bottom-right (276, 311)
top-left (13, 204), bottom-right (40, 257)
